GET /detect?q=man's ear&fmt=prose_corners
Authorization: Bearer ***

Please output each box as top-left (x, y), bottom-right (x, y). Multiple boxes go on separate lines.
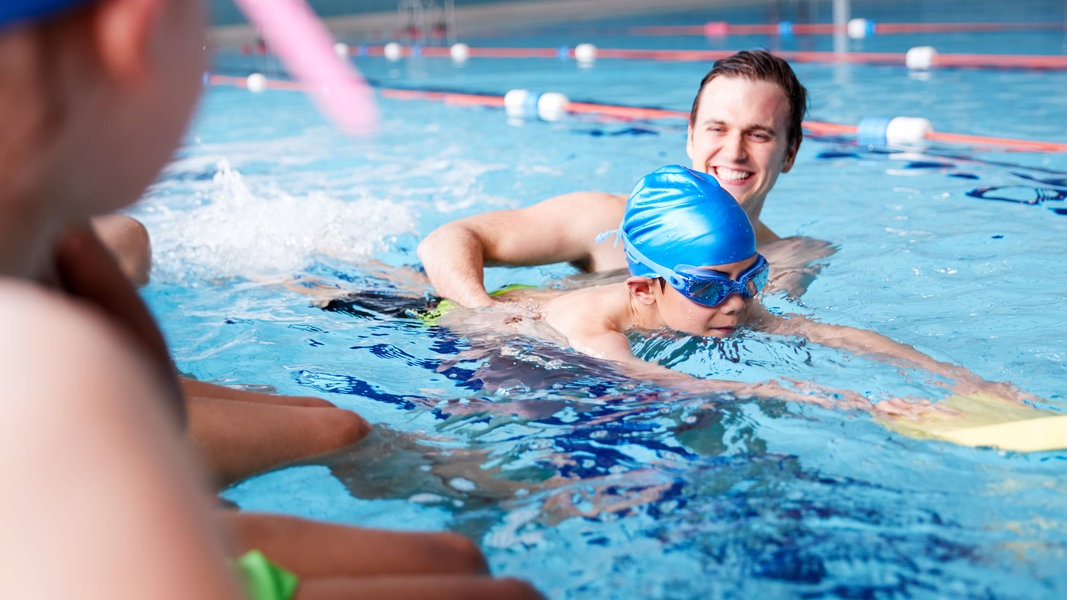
top-left (685, 123), bottom-right (694, 160)
top-left (627, 277), bottom-right (659, 305)
top-left (92, 0), bottom-right (165, 85)
top-left (780, 139), bottom-right (799, 174)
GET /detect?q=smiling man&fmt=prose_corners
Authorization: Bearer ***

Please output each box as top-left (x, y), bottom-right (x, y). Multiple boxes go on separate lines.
top-left (685, 52), bottom-right (804, 244)
top-left (418, 50), bottom-right (814, 308)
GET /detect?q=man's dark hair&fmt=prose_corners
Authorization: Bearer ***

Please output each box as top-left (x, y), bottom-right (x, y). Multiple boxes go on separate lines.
top-left (689, 50), bottom-right (808, 153)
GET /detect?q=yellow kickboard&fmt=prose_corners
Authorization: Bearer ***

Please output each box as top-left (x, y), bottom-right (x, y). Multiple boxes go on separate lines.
top-left (939, 415), bottom-right (1067, 452)
top-left (878, 393), bottom-right (1067, 453)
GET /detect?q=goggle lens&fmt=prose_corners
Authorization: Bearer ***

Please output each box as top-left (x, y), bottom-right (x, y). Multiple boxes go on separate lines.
top-left (674, 255), bottom-right (769, 307)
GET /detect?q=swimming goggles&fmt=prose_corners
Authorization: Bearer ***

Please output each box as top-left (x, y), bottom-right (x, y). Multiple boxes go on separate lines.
top-left (623, 237), bottom-right (769, 307)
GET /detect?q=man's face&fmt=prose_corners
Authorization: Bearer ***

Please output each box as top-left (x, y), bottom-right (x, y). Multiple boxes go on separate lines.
top-left (686, 76), bottom-right (798, 220)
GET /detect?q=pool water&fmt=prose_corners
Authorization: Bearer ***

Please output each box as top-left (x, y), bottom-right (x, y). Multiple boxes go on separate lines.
top-left (138, 1), bottom-right (1067, 597)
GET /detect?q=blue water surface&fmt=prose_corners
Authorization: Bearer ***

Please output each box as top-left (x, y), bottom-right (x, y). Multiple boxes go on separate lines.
top-left (138, 2), bottom-right (1067, 598)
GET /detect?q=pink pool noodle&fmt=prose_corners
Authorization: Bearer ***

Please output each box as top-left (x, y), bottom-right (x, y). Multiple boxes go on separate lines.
top-left (233, 0), bottom-right (378, 135)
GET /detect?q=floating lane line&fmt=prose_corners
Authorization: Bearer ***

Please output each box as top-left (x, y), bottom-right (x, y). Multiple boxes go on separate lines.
top-left (925, 131), bottom-right (1067, 154)
top-left (631, 21), bottom-right (1066, 36)
top-left (335, 45), bottom-right (1067, 70)
top-left (379, 87), bottom-right (506, 108)
top-left (206, 75), bottom-right (1067, 153)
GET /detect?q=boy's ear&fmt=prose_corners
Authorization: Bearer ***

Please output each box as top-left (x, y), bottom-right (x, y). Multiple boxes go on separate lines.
top-left (627, 277), bottom-right (659, 305)
top-left (92, 0), bottom-right (165, 85)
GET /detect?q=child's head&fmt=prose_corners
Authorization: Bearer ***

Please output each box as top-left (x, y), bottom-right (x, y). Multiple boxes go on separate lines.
top-left (0, 0), bottom-right (205, 229)
top-left (0, 0), bottom-right (209, 282)
top-left (621, 165), bottom-right (768, 337)
top-left (0, 0), bottom-right (93, 25)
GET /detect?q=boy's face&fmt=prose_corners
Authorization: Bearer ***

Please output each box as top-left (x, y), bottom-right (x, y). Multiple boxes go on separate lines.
top-left (686, 76), bottom-right (797, 221)
top-left (652, 255), bottom-right (760, 338)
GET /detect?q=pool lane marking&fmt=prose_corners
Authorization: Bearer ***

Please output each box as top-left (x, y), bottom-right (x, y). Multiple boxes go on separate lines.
top-left (631, 21), bottom-right (1066, 36)
top-left (803, 121), bottom-right (1067, 154)
top-left (205, 75), bottom-right (1067, 153)
top-left (241, 44), bottom-right (1067, 70)
top-left (923, 131), bottom-right (1067, 154)
top-left (329, 45), bottom-right (1067, 71)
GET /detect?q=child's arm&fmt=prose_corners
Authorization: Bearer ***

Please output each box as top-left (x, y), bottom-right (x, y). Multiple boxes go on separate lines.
top-left (564, 325), bottom-right (903, 413)
top-left (762, 309), bottom-right (1034, 404)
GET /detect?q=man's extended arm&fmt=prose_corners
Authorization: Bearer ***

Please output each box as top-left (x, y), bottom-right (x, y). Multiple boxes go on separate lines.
top-left (417, 191), bottom-right (627, 307)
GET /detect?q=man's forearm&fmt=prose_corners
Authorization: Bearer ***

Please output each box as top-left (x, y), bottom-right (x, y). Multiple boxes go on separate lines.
top-left (417, 226), bottom-right (496, 307)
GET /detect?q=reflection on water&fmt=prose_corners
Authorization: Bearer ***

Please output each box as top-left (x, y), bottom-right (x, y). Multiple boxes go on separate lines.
top-left (154, 19), bottom-right (1067, 595)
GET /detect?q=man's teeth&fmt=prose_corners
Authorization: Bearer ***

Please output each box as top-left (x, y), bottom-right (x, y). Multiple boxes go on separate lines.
top-left (715, 168), bottom-right (749, 182)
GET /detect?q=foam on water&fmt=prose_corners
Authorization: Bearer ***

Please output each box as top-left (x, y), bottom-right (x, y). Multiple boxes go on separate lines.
top-left (141, 160), bottom-right (416, 282)
top-left (142, 4), bottom-right (1067, 597)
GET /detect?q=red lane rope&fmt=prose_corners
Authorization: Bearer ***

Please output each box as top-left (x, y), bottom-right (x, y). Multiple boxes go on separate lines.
top-left (630, 21), bottom-right (1066, 36)
top-left (380, 88), bottom-right (506, 108)
top-left (590, 48), bottom-right (733, 61)
top-left (929, 53), bottom-right (1067, 69)
top-left (925, 131), bottom-right (1067, 153)
top-left (875, 21), bottom-right (1064, 33)
top-left (565, 101), bottom-right (687, 121)
top-left (209, 74), bottom-right (304, 90)
top-left (375, 45), bottom-right (562, 59)
top-left (802, 121), bottom-right (859, 137)
top-left (339, 45), bottom-right (1067, 70)
top-left (775, 49), bottom-right (1067, 69)
top-left (631, 25), bottom-right (707, 36)
top-left (206, 75), bottom-right (1067, 153)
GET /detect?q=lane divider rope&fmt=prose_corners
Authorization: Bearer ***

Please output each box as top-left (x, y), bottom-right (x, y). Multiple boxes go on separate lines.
top-left (206, 74), bottom-right (1067, 153)
top-left (326, 45), bottom-right (1067, 71)
top-left (631, 21), bottom-right (1066, 36)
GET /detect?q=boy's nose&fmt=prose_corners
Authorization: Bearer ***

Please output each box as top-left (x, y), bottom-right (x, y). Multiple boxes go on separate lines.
top-left (716, 293), bottom-right (747, 314)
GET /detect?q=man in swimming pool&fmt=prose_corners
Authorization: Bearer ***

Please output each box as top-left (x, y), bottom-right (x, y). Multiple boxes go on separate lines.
top-left (454, 165), bottom-right (1031, 409)
top-left (418, 50), bottom-right (829, 308)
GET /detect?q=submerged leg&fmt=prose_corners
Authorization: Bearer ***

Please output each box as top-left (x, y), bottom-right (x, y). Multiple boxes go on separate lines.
top-left (187, 396), bottom-right (370, 487)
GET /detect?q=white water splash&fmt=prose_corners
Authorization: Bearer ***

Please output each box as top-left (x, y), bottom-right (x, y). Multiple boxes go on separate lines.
top-left (144, 160), bottom-right (415, 282)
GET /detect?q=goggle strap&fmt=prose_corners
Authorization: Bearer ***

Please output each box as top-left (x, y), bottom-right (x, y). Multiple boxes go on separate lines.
top-left (622, 235), bottom-right (682, 284)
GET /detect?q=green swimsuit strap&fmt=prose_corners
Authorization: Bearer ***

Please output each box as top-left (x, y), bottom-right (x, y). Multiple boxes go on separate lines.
top-left (233, 550), bottom-right (300, 600)
top-left (415, 283), bottom-right (538, 326)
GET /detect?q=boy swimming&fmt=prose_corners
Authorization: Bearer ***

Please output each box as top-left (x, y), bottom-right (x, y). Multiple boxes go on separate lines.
top-left (444, 165), bottom-right (1031, 409)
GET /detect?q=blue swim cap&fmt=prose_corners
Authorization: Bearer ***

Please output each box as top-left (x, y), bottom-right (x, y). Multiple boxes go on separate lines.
top-left (621, 165), bottom-right (755, 277)
top-left (0, 0), bottom-right (96, 28)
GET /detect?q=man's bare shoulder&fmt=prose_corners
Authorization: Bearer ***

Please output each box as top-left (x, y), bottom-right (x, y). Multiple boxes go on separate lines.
top-left (533, 191), bottom-right (623, 235)
top-left (444, 190), bottom-right (624, 232)
top-left (537, 191), bottom-right (626, 212)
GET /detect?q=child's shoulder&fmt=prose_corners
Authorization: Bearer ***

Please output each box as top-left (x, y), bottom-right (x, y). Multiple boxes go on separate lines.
top-left (543, 283), bottom-right (629, 332)
top-left (0, 279), bottom-right (159, 395)
top-left (0, 278), bottom-right (102, 328)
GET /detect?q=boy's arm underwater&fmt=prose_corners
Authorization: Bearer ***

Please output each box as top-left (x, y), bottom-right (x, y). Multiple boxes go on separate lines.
top-left (756, 309), bottom-right (1035, 405)
top-left (542, 302), bottom-right (918, 416)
